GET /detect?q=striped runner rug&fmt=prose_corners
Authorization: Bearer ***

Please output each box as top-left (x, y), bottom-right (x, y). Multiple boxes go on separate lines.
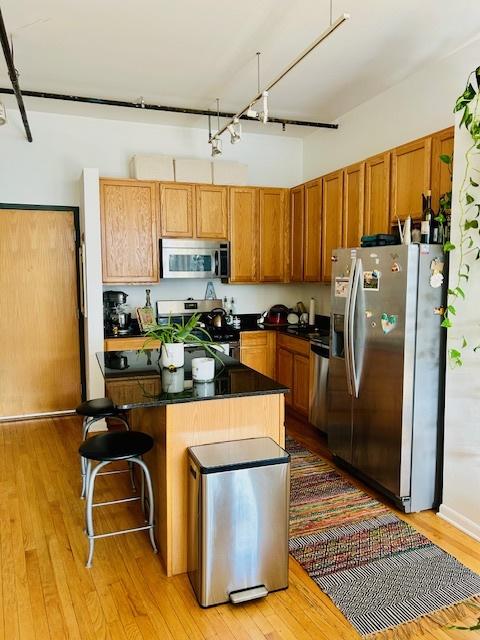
top-left (287, 437), bottom-right (480, 638)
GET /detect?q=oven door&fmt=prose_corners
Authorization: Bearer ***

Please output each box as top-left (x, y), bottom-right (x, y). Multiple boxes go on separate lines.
top-left (162, 246), bottom-right (218, 279)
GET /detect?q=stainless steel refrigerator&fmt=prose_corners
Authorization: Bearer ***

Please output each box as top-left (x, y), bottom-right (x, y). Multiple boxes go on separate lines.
top-left (327, 244), bottom-right (446, 512)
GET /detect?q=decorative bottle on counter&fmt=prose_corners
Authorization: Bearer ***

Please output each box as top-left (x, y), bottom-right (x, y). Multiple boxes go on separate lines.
top-left (421, 191), bottom-right (434, 244)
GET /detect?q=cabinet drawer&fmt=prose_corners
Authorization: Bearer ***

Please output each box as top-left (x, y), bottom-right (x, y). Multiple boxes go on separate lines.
top-left (104, 337), bottom-right (160, 352)
top-left (277, 333), bottom-right (310, 357)
top-left (240, 331), bottom-right (271, 347)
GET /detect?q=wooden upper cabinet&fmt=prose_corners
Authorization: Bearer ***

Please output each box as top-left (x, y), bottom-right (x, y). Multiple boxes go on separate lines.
top-left (304, 179), bottom-right (322, 282)
top-left (100, 178), bottom-right (159, 283)
top-left (160, 183), bottom-right (194, 238)
top-left (290, 185), bottom-right (305, 282)
top-left (391, 137), bottom-right (432, 221)
top-left (195, 185), bottom-right (228, 239)
top-left (322, 170), bottom-right (344, 282)
top-left (229, 187), bottom-right (258, 283)
top-left (259, 188), bottom-right (288, 282)
top-left (364, 152), bottom-right (391, 235)
top-left (343, 162), bottom-right (365, 248)
top-left (431, 126), bottom-right (454, 210)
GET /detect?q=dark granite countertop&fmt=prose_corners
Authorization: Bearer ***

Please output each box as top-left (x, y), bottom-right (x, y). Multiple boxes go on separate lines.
top-left (97, 347), bottom-right (289, 410)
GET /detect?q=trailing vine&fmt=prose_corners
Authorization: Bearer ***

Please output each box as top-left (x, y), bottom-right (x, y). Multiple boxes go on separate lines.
top-left (441, 66), bottom-right (480, 367)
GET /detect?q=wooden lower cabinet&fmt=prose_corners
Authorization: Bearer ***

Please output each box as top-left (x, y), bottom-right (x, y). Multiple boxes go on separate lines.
top-left (276, 334), bottom-right (311, 416)
top-left (239, 331), bottom-right (276, 378)
top-left (293, 354), bottom-right (310, 415)
top-left (276, 347), bottom-right (293, 407)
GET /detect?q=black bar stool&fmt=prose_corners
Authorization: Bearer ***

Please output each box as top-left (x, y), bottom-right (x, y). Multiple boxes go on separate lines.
top-left (76, 398), bottom-right (132, 498)
top-left (79, 430), bottom-right (158, 568)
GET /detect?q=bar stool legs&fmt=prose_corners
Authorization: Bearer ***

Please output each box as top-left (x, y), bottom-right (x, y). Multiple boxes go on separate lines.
top-left (80, 414), bottom-right (132, 498)
top-left (84, 456), bottom-right (158, 568)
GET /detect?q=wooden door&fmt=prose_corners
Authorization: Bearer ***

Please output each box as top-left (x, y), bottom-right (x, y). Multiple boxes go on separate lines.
top-left (240, 331), bottom-right (275, 378)
top-left (0, 209), bottom-right (81, 417)
top-left (364, 152), bottom-right (391, 235)
top-left (229, 187), bottom-right (258, 283)
top-left (293, 354), bottom-right (310, 416)
top-left (195, 185), bottom-right (228, 239)
top-left (276, 348), bottom-right (293, 407)
top-left (290, 185), bottom-right (304, 282)
top-left (431, 126), bottom-right (454, 210)
top-left (391, 137), bottom-right (432, 221)
top-left (259, 188), bottom-right (287, 282)
top-left (100, 179), bottom-right (159, 283)
top-left (343, 162), bottom-right (365, 248)
top-left (322, 171), bottom-right (344, 282)
top-left (159, 182), bottom-right (194, 238)
top-left (304, 178), bottom-right (322, 282)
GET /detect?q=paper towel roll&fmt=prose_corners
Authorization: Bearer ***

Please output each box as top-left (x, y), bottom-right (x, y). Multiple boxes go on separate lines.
top-left (309, 298), bottom-right (316, 326)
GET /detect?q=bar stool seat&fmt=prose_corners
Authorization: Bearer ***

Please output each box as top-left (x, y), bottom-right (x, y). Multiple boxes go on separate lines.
top-left (76, 398), bottom-right (118, 417)
top-left (79, 430), bottom-right (157, 568)
top-left (79, 430), bottom-right (154, 461)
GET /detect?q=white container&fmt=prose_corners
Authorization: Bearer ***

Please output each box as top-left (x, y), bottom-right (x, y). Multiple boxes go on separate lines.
top-left (162, 367), bottom-right (185, 393)
top-left (174, 158), bottom-right (212, 183)
top-left (193, 381), bottom-right (215, 398)
top-left (192, 357), bottom-right (215, 382)
top-left (129, 154), bottom-right (175, 180)
top-left (309, 298), bottom-right (316, 326)
top-left (212, 160), bottom-right (248, 185)
top-left (161, 343), bottom-right (185, 369)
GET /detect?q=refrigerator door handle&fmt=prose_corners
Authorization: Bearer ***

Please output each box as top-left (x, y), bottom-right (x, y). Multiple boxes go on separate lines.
top-left (343, 256), bottom-right (357, 396)
top-left (348, 257), bottom-right (362, 398)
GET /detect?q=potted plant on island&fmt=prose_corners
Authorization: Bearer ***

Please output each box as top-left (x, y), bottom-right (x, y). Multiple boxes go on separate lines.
top-left (142, 312), bottom-right (221, 369)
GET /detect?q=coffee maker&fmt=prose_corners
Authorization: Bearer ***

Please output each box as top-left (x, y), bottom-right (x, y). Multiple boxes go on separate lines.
top-left (103, 290), bottom-right (132, 336)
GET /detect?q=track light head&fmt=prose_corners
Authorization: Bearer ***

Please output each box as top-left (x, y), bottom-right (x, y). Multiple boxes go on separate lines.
top-left (227, 117), bottom-right (241, 144)
top-left (0, 101), bottom-right (6, 126)
top-left (260, 91), bottom-right (269, 124)
top-left (211, 137), bottom-right (222, 157)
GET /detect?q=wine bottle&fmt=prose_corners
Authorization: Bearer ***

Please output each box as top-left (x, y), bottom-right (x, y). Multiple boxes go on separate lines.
top-left (421, 191), bottom-right (434, 244)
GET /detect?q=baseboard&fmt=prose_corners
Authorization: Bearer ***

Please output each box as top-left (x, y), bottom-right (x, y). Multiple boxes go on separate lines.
top-left (437, 504), bottom-right (480, 541)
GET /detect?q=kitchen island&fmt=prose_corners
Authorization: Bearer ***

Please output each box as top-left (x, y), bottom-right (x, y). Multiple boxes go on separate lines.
top-left (97, 347), bottom-right (288, 576)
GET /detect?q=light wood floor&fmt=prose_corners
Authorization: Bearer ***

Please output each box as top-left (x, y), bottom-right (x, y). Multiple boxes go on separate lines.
top-left (1, 414), bottom-right (479, 640)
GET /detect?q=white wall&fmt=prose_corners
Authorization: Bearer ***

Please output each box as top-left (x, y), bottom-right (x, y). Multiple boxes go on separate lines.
top-left (303, 37), bottom-right (480, 181)
top-left (104, 281), bottom-right (331, 317)
top-left (0, 108), bottom-right (303, 208)
top-left (438, 114), bottom-right (480, 541)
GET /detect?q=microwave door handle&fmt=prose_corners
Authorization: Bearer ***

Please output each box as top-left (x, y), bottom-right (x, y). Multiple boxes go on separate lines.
top-left (214, 250), bottom-right (219, 276)
top-left (348, 258), bottom-right (362, 398)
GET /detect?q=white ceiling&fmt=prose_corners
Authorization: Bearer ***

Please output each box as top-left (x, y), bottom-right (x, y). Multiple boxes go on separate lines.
top-left (1, 0), bottom-right (480, 136)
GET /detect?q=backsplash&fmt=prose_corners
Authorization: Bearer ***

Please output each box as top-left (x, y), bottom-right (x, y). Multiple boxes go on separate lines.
top-left (103, 281), bottom-right (331, 316)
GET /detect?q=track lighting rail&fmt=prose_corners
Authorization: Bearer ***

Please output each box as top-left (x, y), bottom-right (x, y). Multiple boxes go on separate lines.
top-left (210, 13), bottom-right (349, 142)
top-left (0, 87), bottom-right (338, 130)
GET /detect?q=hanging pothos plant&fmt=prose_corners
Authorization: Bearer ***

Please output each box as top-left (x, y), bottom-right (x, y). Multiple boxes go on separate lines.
top-left (441, 66), bottom-right (480, 367)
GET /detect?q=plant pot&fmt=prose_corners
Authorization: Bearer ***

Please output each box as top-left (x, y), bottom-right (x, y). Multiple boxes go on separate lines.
top-left (161, 342), bottom-right (185, 369)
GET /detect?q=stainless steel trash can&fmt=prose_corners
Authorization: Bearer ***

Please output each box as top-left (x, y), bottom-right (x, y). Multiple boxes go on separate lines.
top-left (187, 437), bottom-right (290, 607)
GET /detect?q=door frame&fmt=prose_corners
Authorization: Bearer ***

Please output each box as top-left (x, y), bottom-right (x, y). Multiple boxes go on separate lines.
top-left (0, 203), bottom-right (86, 410)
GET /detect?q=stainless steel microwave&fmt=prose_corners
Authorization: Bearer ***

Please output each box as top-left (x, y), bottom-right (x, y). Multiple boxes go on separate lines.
top-left (160, 239), bottom-right (230, 280)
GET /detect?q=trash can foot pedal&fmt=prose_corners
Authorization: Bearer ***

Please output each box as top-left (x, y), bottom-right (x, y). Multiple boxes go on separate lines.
top-left (229, 585), bottom-right (268, 604)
